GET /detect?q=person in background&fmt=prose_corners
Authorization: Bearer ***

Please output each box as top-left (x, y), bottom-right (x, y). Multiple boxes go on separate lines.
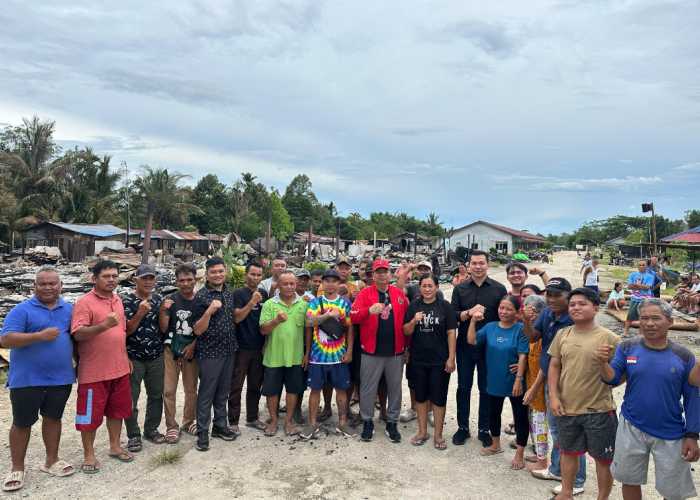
top-left (648, 256), bottom-right (664, 299)
top-left (671, 273), bottom-right (692, 309)
top-left (452, 264), bottom-right (470, 285)
top-left (71, 260), bottom-right (134, 473)
top-left (403, 273), bottom-right (457, 450)
top-left (521, 284), bottom-right (542, 297)
top-left (623, 260), bottom-right (655, 338)
top-left (582, 257), bottom-right (599, 295)
top-left (580, 254), bottom-right (592, 274)
top-left (295, 268), bottom-right (314, 301)
top-left (1, 266), bottom-right (76, 492)
top-left (681, 273), bottom-right (700, 316)
top-left (310, 269), bottom-right (324, 297)
top-left (468, 296), bottom-right (529, 469)
top-left (316, 257), bottom-right (359, 302)
top-left (123, 264), bottom-right (165, 453)
top-left (259, 257), bottom-right (287, 296)
top-left (429, 255), bottom-right (440, 279)
top-left (394, 258), bottom-right (409, 280)
top-left (606, 283), bottom-right (626, 310)
top-left (602, 298), bottom-right (698, 500)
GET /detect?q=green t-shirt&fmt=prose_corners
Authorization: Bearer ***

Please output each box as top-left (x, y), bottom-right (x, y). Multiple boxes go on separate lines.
top-left (260, 295), bottom-right (308, 368)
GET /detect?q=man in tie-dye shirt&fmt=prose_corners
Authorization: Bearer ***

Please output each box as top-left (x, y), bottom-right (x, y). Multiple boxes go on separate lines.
top-left (300, 269), bottom-right (356, 439)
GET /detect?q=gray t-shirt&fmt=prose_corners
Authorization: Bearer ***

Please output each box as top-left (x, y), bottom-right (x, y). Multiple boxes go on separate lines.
top-left (258, 278), bottom-right (274, 294)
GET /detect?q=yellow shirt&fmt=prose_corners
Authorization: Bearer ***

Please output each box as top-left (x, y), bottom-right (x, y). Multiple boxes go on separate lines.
top-left (316, 281), bottom-right (359, 301)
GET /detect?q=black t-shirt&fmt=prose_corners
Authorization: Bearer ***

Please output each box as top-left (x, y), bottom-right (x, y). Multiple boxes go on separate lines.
top-left (403, 298), bottom-right (457, 368)
top-left (123, 293), bottom-right (164, 362)
top-left (233, 286), bottom-right (268, 350)
top-left (371, 290), bottom-right (395, 356)
top-left (164, 292), bottom-right (203, 348)
top-left (404, 284), bottom-right (444, 303)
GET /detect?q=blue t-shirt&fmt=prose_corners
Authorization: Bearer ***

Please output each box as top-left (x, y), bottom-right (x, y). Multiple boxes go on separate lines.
top-left (604, 338), bottom-right (699, 440)
top-left (476, 321), bottom-right (529, 397)
top-left (627, 272), bottom-right (655, 302)
top-left (0, 296), bottom-right (76, 389)
top-left (534, 307), bottom-right (574, 376)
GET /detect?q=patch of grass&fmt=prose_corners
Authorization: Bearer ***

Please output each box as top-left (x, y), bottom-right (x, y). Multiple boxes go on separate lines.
top-left (0, 367), bottom-right (7, 386)
top-left (602, 268), bottom-right (633, 280)
top-left (151, 447), bottom-right (183, 466)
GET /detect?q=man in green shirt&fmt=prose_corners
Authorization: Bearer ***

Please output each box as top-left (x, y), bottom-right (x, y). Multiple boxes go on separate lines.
top-left (260, 271), bottom-right (308, 437)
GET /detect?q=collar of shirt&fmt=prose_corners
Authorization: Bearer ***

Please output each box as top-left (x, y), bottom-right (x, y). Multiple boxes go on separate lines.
top-left (464, 276), bottom-right (495, 287)
top-left (28, 295), bottom-right (67, 310)
top-left (89, 287), bottom-right (119, 304)
top-left (204, 282), bottom-right (230, 294)
top-left (273, 292), bottom-right (301, 304)
top-left (545, 308), bottom-right (571, 329)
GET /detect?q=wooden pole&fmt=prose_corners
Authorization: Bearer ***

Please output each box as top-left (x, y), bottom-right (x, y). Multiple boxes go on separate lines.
top-left (336, 218), bottom-right (340, 264)
top-left (266, 212), bottom-right (271, 254)
top-left (373, 231), bottom-right (377, 252)
top-left (651, 203), bottom-right (658, 255)
top-left (414, 230), bottom-right (418, 262)
top-left (142, 199), bottom-right (155, 264)
top-left (308, 217), bottom-right (313, 262)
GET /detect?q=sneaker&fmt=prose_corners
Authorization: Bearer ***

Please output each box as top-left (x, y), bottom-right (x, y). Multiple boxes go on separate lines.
top-left (211, 426), bottom-right (236, 441)
top-left (531, 469), bottom-right (562, 481)
top-left (399, 409), bottom-right (417, 422)
top-left (292, 409), bottom-right (306, 426)
top-left (336, 423), bottom-right (358, 437)
top-left (299, 424), bottom-right (318, 440)
top-left (452, 428), bottom-right (470, 445)
top-left (478, 430), bottom-right (493, 448)
top-left (385, 422), bottom-right (401, 442)
top-left (428, 411), bottom-right (434, 427)
top-left (361, 420), bottom-right (375, 441)
top-left (196, 431), bottom-right (209, 451)
top-left (551, 485), bottom-right (584, 495)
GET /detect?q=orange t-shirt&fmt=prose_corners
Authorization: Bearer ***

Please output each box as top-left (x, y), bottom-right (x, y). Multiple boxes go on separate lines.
top-left (452, 274), bottom-right (470, 285)
top-left (526, 339), bottom-right (546, 413)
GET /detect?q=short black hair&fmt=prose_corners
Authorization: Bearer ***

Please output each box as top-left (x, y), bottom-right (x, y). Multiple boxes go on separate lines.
top-left (93, 259), bottom-right (119, 277)
top-left (469, 250), bottom-right (489, 263)
top-left (175, 263), bottom-right (197, 279)
top-left (567, 287), bottom-right (600, 307)
top-left (418, 273), bottom-right (439, 287)
top-left (311, 269), bottom-right (324, 278)
top-left (500, 295), bottom-right (521, 311)
top-left (521, 284), bottom-right (541, 295)
top-left (272, 255), bottom-right (286, 263)
top-left (205, 256), bottom-right (227, 270)
top-left (613, 282), bottom-right (622, 289)
top-left (245, 261), bottom-right (264, 273)
top-left (278, 270), bottom-right (295, 280)
top-left (506, 262), bottom-right (527, 275)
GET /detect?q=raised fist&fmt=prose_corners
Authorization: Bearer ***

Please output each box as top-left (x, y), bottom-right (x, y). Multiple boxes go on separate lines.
top-left (528, 266), bottom-right (542, 276)
top-left (276, 311), bottom-right (288, 323)
top-left (39, 327), bottom-right (60, 341)
top-left (471, 310), bottom-right (484, 322)
top-left (328, 308), bottom-right (341, 318)
top-left (349, 290), bottom-right (358, 302)
top-left (138, 300), bottom-right (151, 314)
top-left (414, 312), bottom-right (424, 323)
top-left (162, 299), bottom-right (174, 310)
top-left (208, 300), bottom-right (222, 313)
top-left (469, 305), bottom-right (485, 318)
top-left (104, 312), bottom-right (120, 329)
top-left (251, 292), bottom-right (263, 304)
top-left (597, 344), bottom-right (615, 363)
top-left (338, 284), bottom-right (349, 296)
top-left (522, 305), bottom-right (536, 323)
top-left (369, 303), bottom-right (383, 315)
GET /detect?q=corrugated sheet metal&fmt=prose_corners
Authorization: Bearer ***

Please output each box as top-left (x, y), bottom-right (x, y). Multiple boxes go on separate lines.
top-left (51, 222), bottom-right (125, 237)
top-left (662, 226), bottom-right (700, 242)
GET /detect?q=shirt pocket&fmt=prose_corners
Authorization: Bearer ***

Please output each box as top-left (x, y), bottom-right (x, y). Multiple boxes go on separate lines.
top-left (295, 309), bottom-right (306, 327)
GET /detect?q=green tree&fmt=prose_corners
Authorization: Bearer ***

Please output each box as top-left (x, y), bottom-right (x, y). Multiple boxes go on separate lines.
top-left (625, 230), bottom-right (647, 244)
top-left (190, 174), bottom-right (230, 234)
top-left (685, 209), bottom-right (700, 230)
top-left (281, 174), bottom-right (317, 233)
top-left (268, 192), bottom-right (294, 238)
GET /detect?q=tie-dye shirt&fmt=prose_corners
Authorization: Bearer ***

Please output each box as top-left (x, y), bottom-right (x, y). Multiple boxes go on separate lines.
top-left (307, 295), bottom-right (352, 364)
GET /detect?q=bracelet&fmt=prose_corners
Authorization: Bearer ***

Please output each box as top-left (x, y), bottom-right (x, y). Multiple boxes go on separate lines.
top-left (539, 271), bottom-right (545, 276)
top-left (515, 375), bottom-right (524, 380)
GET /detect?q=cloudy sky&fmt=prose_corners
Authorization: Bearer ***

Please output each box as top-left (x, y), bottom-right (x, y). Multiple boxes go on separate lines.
top-left (1, 0), bottom-right (698, 235)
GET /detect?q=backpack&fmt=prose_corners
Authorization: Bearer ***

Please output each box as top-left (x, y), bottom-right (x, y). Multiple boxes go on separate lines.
top-left (318, 298), bottom-right (346, 342)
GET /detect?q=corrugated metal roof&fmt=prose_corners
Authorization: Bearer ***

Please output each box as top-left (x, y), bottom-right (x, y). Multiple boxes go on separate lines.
top-left (662, 226), bottom-right (700, 242)
top-left (171, 231), bottom-right (209, 240)
top-left (50, 222), bottom-right (126, 237)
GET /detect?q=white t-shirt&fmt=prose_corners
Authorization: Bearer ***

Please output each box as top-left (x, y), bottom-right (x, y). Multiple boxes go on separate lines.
top-left (582, 259), bottom-right (592, 269)
top-left (585, 266), bottom-right (598, 286)
top-left (692, 283), bottom-right (700, 293)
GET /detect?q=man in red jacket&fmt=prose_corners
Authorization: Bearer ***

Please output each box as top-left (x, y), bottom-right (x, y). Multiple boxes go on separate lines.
top-left (350, 259), bottom-right (409, 443)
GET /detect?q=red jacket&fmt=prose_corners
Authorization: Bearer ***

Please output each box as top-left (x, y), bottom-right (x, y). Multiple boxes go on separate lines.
top-left (350, 284), bottom-right (409, 355)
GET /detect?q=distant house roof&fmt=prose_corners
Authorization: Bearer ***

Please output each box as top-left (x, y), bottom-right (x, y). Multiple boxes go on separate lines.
top-left (129, 229), bottom-right (211, 241)
top-left (292, 232), bottom-right (335, 243)
top-left (23, 222), bottom-right (126, 238)
top-left (389, 232), bottom-right (429, 241)
top-left (446, 221), bottom-right (547, 243)
top-left (553, 245), bottom-right (566, 248)
top-left (662, 226), bottom-right (700, 243)
top-left (605, 236), bottom-right (628, 245)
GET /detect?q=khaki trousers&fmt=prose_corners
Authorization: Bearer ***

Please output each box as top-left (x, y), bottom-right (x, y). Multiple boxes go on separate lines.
top-left (163, 353), bottom-right (199, 431)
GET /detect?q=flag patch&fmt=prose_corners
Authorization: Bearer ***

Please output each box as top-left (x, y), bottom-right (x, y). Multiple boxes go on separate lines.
top-left (626, 357), bottom-right (637, 364)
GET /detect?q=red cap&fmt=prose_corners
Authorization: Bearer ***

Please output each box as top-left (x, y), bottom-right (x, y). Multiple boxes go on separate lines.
top-left (372, 259), bottom-right (390, 271)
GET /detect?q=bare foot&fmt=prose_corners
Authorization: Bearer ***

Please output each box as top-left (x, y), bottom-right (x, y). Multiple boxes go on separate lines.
top-left (524, 461), bottom-right (549, 472)
top-left (524, 455), bottom-right (538, 463)
top-left (510, 458), bottom-right (525, 470)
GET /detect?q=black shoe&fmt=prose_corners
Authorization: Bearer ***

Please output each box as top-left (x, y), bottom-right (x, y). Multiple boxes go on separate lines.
top-left (452, 428), bottom-right (470, 445)
top-left (196, 431), bottom-right (209, 451)
top-left (212, 426), bottom-right (236, 441)
top-left (385, 422), bottom-right (401, 442)
top-left (361, 420), bottom-right (375, 442)
top-left (478, 430), bottom-right (493, 448)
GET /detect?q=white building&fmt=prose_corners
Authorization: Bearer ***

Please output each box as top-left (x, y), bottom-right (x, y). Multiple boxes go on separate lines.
top-left (445, 221), bottom-right (547, 254)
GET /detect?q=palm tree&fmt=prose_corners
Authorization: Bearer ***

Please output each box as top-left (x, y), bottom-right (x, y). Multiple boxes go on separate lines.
top-left (425, 212), bottom-right (442, 243)
top-left (132, 165), bottom-right (202, 229)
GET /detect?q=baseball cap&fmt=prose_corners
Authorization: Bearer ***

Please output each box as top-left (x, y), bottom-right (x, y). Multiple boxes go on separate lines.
top-left (543, 277), bottom-right (572, 293)
top-left (295, 268), bottom-right (311, 278)
top-left (372, 259), bottom-right (390, 271)
top-left (364, 266), bottom-right (374, 274)
top-left (135, 264), bottom-right (157, 278)
top-left (417, 261), bottom-right (432, 271)
top-left (322, 269), bottom-right (340, 279)
top-left (335, 256), bottom-right (352, 267)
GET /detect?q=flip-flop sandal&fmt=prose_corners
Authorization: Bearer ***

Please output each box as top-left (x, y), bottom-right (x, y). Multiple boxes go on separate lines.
top-left (284, 425), bottom-right (299, 437)
top-left (228, 425), bottom-right (242, 437)
top-left (245, 421), bottom-right (269, 432)
top-left (411, 435), bottom-right (430, 447)
top-left (348, 413), bottom-right (362, 427)
top-left (2, 471), bottom-right (25, 491)
top-left (510, 461), bottom-right (525, 470)
top-left (127, 437), bottom-right (142, 452)
top-left (317, 411), bottom-right (332, 423)
top-left (165, 430), bottom-right (180, 444)
top-left (504, 424), bottom-right (516, 435)
top-left (510, 439), bottom-right (517, 450)
top-left (350, 398), bottom-right (359, 406)
top-left (40, 460), bottom-right (75, 477)
top-left (81, 462), bottom-right (100, 475)
top-left (480, 448), bottom-right (504, 457)
top-left (180, 423), bottom-right (198, 436)
top-left (264, 425), bottom-right (278, 437)
top-left (434, 439), bottom-right (447, 451)
top-left (108, 452), bottom-right (134, 463)
top-left (143, 431), bottom-right (166, 445)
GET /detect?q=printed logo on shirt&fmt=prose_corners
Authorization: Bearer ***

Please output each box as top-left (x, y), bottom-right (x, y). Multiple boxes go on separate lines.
top-left (397, 297), bottom-right (404, 305)
top-left (586, 408), bottom-right (598, 413)
top-left (496, 336), bottom-right (508, 343)
top-left (419, 312), bottom-right (438, 333)
top-left (626, 357), bottom-right (637, 364)
top-left (670, 366), bottom-right (676, 373)
top-left (380, 303), bottom-right (392, 320)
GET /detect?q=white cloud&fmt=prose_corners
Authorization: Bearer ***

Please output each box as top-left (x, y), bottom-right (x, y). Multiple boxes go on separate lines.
top-left (673, 162), bottom-right (700, 171)
top-left (620, 159), bottom-right (633, 163)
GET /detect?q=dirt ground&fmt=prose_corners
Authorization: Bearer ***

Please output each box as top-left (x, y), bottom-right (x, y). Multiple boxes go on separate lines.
top-left (1, 251), bottom-right (698, 499)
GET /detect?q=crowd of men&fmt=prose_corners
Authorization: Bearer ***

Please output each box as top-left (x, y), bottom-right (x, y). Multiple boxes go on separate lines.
top-left (2, 252), bottom-right (699, 500)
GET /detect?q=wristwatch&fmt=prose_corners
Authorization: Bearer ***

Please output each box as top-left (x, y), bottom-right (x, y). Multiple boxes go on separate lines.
top-left (515, 375), bottom-right (524, 380)
top-left (538, 271), bottom-right (545, 276)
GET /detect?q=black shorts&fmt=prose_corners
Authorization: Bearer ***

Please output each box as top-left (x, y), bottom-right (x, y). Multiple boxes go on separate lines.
top-left (10, 385), bottom-right (72, 428)
top-left (348, 336), bottom-right (361, 384)
top-left (353, 354), bottom-right (388, 391)
top-left (410, 364), bottom-right (450, 407)
top-left (261, 365), bottom-right (306, 397)
top-left (558, 411), bottom-right (618, 462)
top-left (406, 358), bottom-right (415, 389)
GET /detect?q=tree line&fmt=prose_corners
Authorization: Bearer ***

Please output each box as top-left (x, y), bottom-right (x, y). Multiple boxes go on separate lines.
top-left (0, 116), bottom-right (446, 248)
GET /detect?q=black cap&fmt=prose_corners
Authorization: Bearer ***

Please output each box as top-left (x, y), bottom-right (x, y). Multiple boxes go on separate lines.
top-left (543, 277), bottom-right (571, 293)
top-left (295, 268), bottom-right (311, 278)
top-left (135, 264), bottom-right (157, 277)
top-left (322, 269), bottom-right (340, 279)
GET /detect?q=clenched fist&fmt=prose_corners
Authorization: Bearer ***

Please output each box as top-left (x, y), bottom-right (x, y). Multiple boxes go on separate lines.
top-left (251, 292), bottom-right (263, 304)
top-left (302, 295), bottom-right (311, 302)
top-left (469, 305), bottom-right (486, 317)
top-left (328, 308), bottom-right (341, 318)
top-left (522, 305), bottom-right (536, 324)
top-left (103, 312), bottom-right (120, 329)
top-left (276, 311), bottom-right (288, 323)
top-left (413, 312), bottom-right (424, 323)
top-left (161, 299), bottom-right (174, 310)
top-left (207, 300), bottom-right (222, 313)
top-left (39, 327), bottom-right (60, 341)
top-left (138, 300), bottom-right (152, 314)
top-left (349, 290), bottom-right (358, 302)
top-left (338, 284), bottom-right (349, 296)
top-left (471, 310), bottom-right (484, 322)
top-left (597, 344), bottom-right (615, 363)
top-left (369, 303), bottom-right (384, 315)
top-left (528, 266), bottom-right (542, 276)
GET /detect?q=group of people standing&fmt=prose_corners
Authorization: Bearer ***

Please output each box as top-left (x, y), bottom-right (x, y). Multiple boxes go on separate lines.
top-left (2, 252), bottom-right (699, 500)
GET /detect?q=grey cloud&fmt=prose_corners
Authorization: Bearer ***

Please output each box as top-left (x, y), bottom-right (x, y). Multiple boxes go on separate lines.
top-left (57, 135), bottom-right (169, 154)
top-left (495, 174), bottom-right (662, 193)
top-left (442, 20), bottom-right (528, 58)
top-left (243, 150), bottom-right (303, 161)
top-left (389, 126), bottom-right (455, 136)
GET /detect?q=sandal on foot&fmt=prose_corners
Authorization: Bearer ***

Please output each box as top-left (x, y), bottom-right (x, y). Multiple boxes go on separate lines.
top-left (348, 413), bottom-right (362, 428)
top-left (165, 429), bottom-right (180, 444)
top-left (40, 460), bottom-right (75, 477)
top-left (510, 460), bottom-right (525, 470)
top-left (2, 471), bottom-right (25, 491)
top-left (434, 439), bottom-right (447, 451)
top-left (284, 425), bottom-right (298, 437)
top-left (264, 425), bottom-right (278, 437)
top-left (411, 435), bottom-right (430, 446)
top-left (245, 421), bottom-right (268, 432)
top-left (317, 411), bottom-right (332, 423)
top-left (350, 398), bottom-right (359, 406)
top-left (228, 425), bottom-right (242, 437)
top-left (143, 431), bottom-right (166, 445)
top-left (81, 462), bottom-right (100, 475)
top-left (127, 437), bottom-right (142, 452)
top-left (108, 452), bottom-right (134, 463)
top-left (480, 448), bottom-right (504, 457)
top-left (509, 439), bottom-right (517, 450)
top-left (180, 423), bottom-right (198, 436)
top-left (504, 423), bottom-right (516, 435)
top-left (299, 424), bottom-right (318, 440)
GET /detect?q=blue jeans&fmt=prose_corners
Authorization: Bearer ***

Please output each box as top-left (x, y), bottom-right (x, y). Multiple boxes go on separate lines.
top-left (456, 347), bottom-right (489, 431)
top-left (546, 382), bottom-right (586, 488)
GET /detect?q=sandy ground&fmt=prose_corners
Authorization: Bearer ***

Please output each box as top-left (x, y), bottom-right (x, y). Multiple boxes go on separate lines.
top-left (1, 251), bottom-right (698, 499)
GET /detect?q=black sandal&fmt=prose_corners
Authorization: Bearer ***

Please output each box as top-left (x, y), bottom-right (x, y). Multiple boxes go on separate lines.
top-left (127, 437), bottom-right (142, 453)
top-left (143, 431), bottom-right (166, 445)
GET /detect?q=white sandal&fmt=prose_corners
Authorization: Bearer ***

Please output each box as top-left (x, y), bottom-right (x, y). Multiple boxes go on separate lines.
top-left (40, 460), bottom-right (76, 477)
top-left (2, 471), bottom-right (24, 492)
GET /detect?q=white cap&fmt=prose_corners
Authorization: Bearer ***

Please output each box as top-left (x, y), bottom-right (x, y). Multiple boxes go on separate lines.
top-left (417, 261), bottom-right (432, 271)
